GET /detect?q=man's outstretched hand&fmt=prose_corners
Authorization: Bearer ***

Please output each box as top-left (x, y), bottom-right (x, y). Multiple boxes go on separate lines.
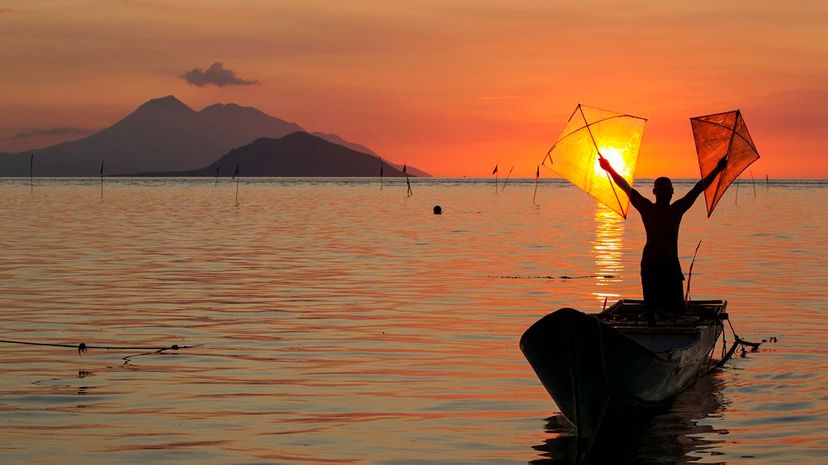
top-left (599, 156), bottom-right (611, 171)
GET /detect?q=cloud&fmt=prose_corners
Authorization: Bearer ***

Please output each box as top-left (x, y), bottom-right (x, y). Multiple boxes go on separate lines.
top-left (180, 62), bottom-right (259, 87)
top-left (8, 127), bottom-right (90, 140)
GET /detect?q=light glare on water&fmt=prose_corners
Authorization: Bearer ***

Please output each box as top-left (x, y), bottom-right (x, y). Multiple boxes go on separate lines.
top-left (0, 178), bottom-right (826, 464)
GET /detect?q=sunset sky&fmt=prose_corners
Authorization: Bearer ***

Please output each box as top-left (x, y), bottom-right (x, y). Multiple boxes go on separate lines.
top-left (1, 0), bottom-right (826, 178)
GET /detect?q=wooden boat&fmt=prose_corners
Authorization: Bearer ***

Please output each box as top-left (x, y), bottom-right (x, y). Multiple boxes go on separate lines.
top-left (520, 299), bottom-right (727, 442)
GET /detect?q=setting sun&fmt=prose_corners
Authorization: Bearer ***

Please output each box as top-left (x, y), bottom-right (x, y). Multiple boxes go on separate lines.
top-left (596, 146), bottom-right (628, 177)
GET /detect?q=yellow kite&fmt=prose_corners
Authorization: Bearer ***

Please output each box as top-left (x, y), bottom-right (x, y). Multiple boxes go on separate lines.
top-left (543, 104), bottom-right (647, 218)
top-left (690, 110), bottom-right (760, 217)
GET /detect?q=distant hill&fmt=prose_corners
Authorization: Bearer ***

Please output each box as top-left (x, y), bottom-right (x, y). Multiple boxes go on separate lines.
top-left (146, 132), bottom-right (413, 177)
top-left (0, 96), bottom-right (429, 177)
top-left (311, 132), bottom-right (379, 157)
top-left (310, 132), bottom-right (429, 177)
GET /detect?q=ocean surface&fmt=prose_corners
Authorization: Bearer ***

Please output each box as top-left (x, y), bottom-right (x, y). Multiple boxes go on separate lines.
top-left (0, 177), bottom-right (826, 465)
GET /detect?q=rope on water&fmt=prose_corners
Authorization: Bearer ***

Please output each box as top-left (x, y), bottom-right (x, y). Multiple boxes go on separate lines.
top-left (0, 338), bottom-right (200, 362)
top-left (704, 317), bottom-right (769, 375)
top-left (492, 274), bottom-right (616, 280)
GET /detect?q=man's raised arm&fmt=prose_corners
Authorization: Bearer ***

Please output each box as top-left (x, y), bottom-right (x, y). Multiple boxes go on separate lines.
top-left (699, 156), bottom-right (728, 191)
top-left (674, 156), bottom-right (729, 212)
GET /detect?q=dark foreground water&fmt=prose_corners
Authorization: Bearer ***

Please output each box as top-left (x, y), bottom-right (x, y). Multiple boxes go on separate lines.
top-left (0, 178), bottom-right (826, 464)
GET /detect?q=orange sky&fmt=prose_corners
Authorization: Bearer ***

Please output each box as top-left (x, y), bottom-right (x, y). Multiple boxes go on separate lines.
top-left (1, 1), bottom-right (826, 177)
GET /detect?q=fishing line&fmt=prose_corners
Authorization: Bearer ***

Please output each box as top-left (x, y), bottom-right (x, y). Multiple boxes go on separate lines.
top-left (0, 338), bottom-right (201, 361)
top-left (685, 240), bottom-right (703, 304)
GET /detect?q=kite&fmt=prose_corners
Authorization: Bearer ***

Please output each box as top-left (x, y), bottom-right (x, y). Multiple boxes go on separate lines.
top-left (542, 104), bottom-right (647, 218)
top-left (690, 110), bottom-right (760, 217)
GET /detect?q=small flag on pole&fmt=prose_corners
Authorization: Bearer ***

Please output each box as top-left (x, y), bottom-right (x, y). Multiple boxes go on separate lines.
top-left (492, 164), bottom-right (498, 192)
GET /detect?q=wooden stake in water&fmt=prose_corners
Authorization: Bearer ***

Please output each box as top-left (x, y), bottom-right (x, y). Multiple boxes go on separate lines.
top-left (29, 154), bottom-right (34, 193)
top-left (214, 165), bottom-right (220, 189)
top-left (765, 174), bottom-right (769, 190)
top-left (403, 164), bottom-right (412, 197)
top-left (532, 165), bottom-right (540, 205)
top-left (734, 176), bottom-right (739, 206)
top-left (492, 164), bottom-right (498, 193)
top-left (232, 164), bottom-right (240, 205)
top-left (501, 166), bottom-right (514, 192)
top-left (379, 157), bottom-right (384, 191)
top-left (99, 161), bottom-right (104, 199)
top-left (750, 170), bottom-right (757, 198)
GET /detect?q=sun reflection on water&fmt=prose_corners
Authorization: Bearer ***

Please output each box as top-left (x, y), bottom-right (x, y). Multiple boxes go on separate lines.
top-left (592, 204), bottom-right (625, 305)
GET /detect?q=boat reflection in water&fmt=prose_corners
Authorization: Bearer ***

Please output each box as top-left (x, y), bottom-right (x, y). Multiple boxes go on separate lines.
top-left (530, 372), bottom-right (729, 465)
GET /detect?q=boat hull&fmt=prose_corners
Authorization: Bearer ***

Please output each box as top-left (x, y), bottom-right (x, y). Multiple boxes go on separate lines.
top-left (520, 301), bottom-right (723, 438)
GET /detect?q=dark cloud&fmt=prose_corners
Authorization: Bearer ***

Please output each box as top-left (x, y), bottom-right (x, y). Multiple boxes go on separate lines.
top-left (180, 62), bottom-right (259, 87)
top-left (9, 127), bottom-right (90, 140)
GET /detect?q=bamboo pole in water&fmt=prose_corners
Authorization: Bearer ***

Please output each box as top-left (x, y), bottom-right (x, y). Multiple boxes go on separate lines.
top-left (501, 166), bottom-right (514, 192)
top-left (403, 164), bottom-right (412, 197)
top-left (232, 164), bottom-right (240, 206)
top-left (532, 165), bottom-right (540, 206)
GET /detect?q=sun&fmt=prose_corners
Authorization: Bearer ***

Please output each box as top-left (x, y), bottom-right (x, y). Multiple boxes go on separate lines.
top-left (594, 147), bottom-right (628, 177)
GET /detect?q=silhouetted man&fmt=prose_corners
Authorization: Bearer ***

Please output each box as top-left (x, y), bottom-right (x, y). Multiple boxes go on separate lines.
top-left (599, 156), bottom-right (728, 315)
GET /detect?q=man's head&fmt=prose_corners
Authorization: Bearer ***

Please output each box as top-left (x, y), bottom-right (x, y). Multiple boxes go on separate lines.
top-left (653, 177), bottom-right (674, 202)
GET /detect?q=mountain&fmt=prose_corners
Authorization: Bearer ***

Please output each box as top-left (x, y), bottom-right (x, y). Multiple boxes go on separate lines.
top-left (311, 132), bottom-right (430, 177)
top-left (311, 132), bottom-right (379, 157)
top-left (149, 132), bottom-right (411, 177)
top-left (0, 96), bottom-right (302, 176)
top-left (0, 96), bottom-right (429, 177)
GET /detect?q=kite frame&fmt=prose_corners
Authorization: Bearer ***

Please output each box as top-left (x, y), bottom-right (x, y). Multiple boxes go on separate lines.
top-left (543, 103), bottom-right (647, 218)
top-left (690, 109), bottom-right (759, 217)
top-left (544, 108), bottom-right (648, 160)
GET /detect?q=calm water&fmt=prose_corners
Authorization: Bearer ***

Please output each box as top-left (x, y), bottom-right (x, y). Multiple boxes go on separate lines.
top-left (0, 177), bottom-right (826, 465)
